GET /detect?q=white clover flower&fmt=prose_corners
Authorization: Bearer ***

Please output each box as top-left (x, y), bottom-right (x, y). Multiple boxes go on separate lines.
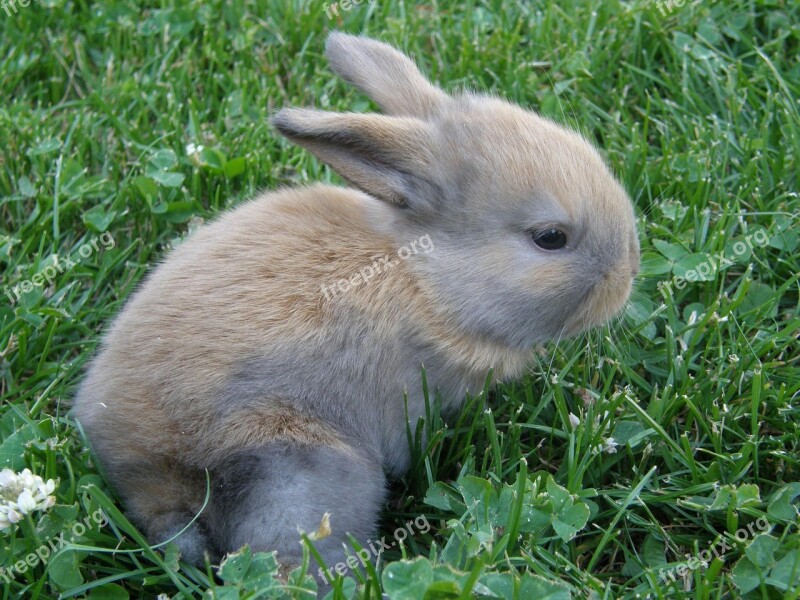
top-left (20, 469), bottom-right (35, 489)
top-left (0, 470), bottom-right (14, 487)
top-left (39, 478), bottom-right (56, 497)
top-left (602, 437), bottom-right (619, 454)
top-left (17, 489), bottom-right (37, 514)
top-left (186, 143), bottom-right (204, 156)
top-left (0, 468), bottom-right (57, 532)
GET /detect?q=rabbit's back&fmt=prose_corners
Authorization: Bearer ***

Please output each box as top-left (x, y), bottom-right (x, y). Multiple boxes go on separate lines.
top-left (75, 185), bottom-right (386, 457)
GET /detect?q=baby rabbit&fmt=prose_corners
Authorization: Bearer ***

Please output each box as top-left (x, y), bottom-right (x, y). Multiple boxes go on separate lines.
top-left (73, 32), bottom-right (639, 578)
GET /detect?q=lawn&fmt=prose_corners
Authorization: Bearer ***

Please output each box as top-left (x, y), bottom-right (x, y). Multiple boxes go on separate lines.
top-left (1, 0), bottom-right (798, 598)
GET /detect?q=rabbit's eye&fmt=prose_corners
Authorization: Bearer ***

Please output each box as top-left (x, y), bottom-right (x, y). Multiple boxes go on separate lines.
top-left (532, 228), bottom-right (567, 250)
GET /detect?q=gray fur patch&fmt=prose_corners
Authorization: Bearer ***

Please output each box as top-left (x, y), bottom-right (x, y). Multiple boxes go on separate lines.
top-left (205, 442), bottom-right (386, 572)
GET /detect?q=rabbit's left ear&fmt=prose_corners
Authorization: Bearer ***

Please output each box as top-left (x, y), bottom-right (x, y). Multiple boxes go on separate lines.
top-left (272, 108), bottom-right (446, 212)
top-left (325, 32), bottom-right (448, 118)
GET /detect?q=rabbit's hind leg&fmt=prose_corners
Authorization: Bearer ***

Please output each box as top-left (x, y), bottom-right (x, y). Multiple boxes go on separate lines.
top-left (206, 440), bottom-right (386, 581)
top-left (117, 460), bottom-right (214, 565)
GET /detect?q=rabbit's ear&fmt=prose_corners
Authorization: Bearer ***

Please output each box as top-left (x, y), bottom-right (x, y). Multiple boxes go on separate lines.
top-left (272, 108), bottom-right (445, 211)
top-left (325, 32), bottom-right (448, 118)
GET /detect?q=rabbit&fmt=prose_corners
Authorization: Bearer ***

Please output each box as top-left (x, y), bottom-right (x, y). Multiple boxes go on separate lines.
top-left (72, 32), bottom-right (640, 582)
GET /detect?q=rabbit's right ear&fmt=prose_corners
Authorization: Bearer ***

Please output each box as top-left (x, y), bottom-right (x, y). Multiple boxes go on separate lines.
top-left (326, 32), bottom-right (448, 118)
top-left (272, 108), bottom-right (447, 212)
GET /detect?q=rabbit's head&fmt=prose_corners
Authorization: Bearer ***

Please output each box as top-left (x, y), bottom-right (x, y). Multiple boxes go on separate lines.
top-left (273, 33), bottom-right (639, 351)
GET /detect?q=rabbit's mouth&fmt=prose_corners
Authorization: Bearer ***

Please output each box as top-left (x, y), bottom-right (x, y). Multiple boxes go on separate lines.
top-left (562, 273), bottom-right (634, 336)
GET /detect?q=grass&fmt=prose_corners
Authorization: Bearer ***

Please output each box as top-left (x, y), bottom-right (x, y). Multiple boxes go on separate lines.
top-left (1, 0), bottom-right (798, 598)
